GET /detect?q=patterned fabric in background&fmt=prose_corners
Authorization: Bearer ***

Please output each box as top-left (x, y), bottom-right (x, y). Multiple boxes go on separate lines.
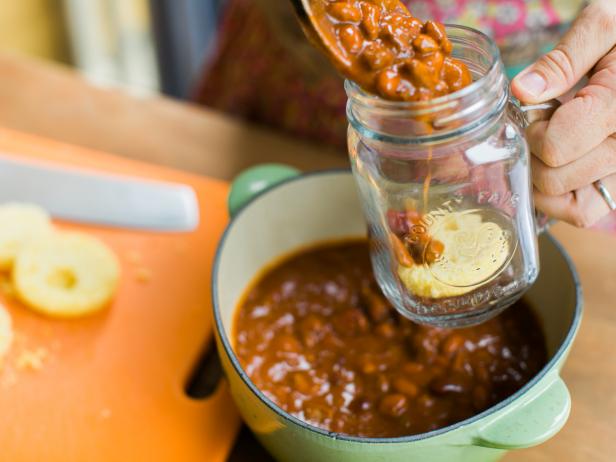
top-left (414, 0), bottom-right (585, 77)
top-left (197, 0), bottom-right (584, 149)
top-left (197, 0), bottom-right (350, 149)
top-left (197, 0), bottom-right (616, 231)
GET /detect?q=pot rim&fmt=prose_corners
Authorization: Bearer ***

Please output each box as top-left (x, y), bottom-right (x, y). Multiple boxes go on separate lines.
top-left (212, 169), bottom-right (583, 444)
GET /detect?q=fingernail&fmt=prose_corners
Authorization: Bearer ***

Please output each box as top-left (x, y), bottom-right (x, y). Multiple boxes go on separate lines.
top-left (517, 71), bottom-right (547, 98)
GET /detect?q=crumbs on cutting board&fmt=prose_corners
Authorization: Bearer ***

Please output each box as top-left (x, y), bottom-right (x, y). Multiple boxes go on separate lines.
top-left (16, 347), bottom-right (48, 371)
top-left (134, 267), bottom-right (152, 284)
top-left (126, 250), bottom-right (142, 265)
top-left (0, 325), bottom-right (57, 388)
top-left (125, 249), bottom-right (153, 284)
top-left (1, 347), bottom-right (54, 389)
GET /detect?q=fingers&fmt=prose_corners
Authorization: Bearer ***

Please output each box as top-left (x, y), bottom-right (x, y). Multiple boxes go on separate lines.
top-left (511, 0), bottom-right (616, 103)
top-left (524, 49), bottom-right (616, 167)
top-left (534, 174), bottom-right (616, 228)
top-left (520, 0), bottom-right (616, 227)
top-left (531, 135), bottom-right (616, 195)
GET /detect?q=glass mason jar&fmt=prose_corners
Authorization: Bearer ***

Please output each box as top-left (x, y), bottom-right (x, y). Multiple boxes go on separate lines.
top-left (347, 25), bottom-right (557, 328)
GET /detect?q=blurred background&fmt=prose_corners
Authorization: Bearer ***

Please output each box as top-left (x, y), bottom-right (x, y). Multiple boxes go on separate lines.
top-left (0, 0), bottom-right (585, 178)
top-left (1, 0), bottom-right (222, 99)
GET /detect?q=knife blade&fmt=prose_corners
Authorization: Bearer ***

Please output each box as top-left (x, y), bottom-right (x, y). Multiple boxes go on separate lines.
top-left (0, 155), bottom-right (199, 232)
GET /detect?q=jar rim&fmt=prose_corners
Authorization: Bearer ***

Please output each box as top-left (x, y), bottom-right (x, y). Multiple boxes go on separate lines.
top-left (344, 25), bottom-right (501, 114)
top-left (345, 24), bottom-right (507, 144)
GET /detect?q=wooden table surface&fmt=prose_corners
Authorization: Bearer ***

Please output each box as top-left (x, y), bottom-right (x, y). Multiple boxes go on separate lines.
top-left (0, 52), bottom-right (614, 461)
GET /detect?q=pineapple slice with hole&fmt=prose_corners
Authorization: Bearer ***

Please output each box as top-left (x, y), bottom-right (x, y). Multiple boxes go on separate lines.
top-left (0, 302), bottom-right (13, 359)
top-left (399, 212), bottom-right (510, 298)
top-left (0, 203), bottom-right (52, 271)
top-left (13, 232), bottom-right (119, 318)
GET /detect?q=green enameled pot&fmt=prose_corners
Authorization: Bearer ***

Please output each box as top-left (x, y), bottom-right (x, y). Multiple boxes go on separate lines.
top-left (213, 166), bottom-right (582, 462)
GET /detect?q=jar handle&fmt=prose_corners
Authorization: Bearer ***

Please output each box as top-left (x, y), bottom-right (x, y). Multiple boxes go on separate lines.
top-left (510, 98), bottom-right (562, 234)
top-left (516, 100), bottom-right (561, 125)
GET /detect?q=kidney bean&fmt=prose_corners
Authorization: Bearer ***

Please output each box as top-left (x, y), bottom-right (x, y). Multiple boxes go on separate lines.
top-left (405, 207), bottom-right (422, 225)
top-left (417, 393), bottom-right (435, 409)
top-left (441, 334), bottom-right (466, 356)
top-left (350, 396), bottom-right (373, 412)
top-left (300, 314), bottom-right (326, 348)
top-left (424, 51), bottom-right (444, 76)
top-left (376, 68), bottom-right (402, 98)
top-left (363, 287), bottom-right (391, 322)
top-left (406, 58), bottom-right (436, 89)
top-left (442, 56), bottom-right (472, 91)
top-left (422, 20), bottom-right (445, 43)
top-left (275, 334), bottom-right (302, 353)
top-left (402, 361), bottom-right (425, 375)
top-left (433, 354), bottom-right (450, 372)
top-left (387, 209), bottom-right (409, 235)
top-left (331, 414), bottom-right (354, 433)
top-left (377, 373), bottom-right (391, 393)
top-left (431, 372), bottom-right (473, 395)
top-left (380, 14), bottom-right (419, 49)
top-left (304, 402), bottom-right (335, 422)
top-left (412, 34), bottom-right (439, 54)
top-left (293, 372), bottom-right (315, 395)
top-left (398, 319), bottom-right (415, 339)
top-left (425, 239), bottom-right (444, 264)
top-left (474, 362), bottom-right (491, 384)
top-left (379, 393), bottom-right (409, 417)
top-left (415, 373), bottom-right (436, 390)
top-left (452, 352), bottom-right (472, 374)
top-left (327, 2), bottom-right (363, 22)
top-left (393, 377), bottom-right (419, 397)
top-left (440, 36), bottom-right (453, 55)
top-left (362, 42), bottom-right (394, 70)
top-left (434, 80), bottom-right (449, 96)
top-left (472, 385), bottom-right (490, 410)
top-left (334, 307), bottom-right (369, 335)
top-left (360, 355), bottom-right (378, 374)
top-left (359, 2), bottom-right (381, 39)
top-left (391, 233), bottom-right (414, 267)
top-left (408, 17), bottom-right (423, 36)
top-left (394, 79), bottom-right (417, 101)
top-left (422, 19), bottom-right (452, 54)
top-left (337, 24), bottom-right (364, 54)
top-left (375, 322), bottom-right (396, 339)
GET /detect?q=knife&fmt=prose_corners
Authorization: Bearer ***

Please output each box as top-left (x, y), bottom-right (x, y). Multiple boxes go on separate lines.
top-left (0, 155), bottom-right (199, 232)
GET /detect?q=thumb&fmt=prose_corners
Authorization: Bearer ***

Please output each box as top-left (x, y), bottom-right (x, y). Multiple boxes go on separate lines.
top-left (511, 1), bottom-right (616, 104)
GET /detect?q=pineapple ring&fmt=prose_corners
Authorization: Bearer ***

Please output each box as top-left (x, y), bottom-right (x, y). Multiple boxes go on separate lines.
top-left (0, 203), bottom-right (52, 271)
top-left (0, 302), bottom-right (13, 359)
top-left (13, 233), bottom-right (120, 318)
top-left (398, 211), bottom-right (510, 299)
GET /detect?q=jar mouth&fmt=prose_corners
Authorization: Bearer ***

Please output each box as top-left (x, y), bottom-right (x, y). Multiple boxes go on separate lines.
top-left (344, 25), bottom-right (501, 112)
top-left (345, 24), bottom-right (508, 144)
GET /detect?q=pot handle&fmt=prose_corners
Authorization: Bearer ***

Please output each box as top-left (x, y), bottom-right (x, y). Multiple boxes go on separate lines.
top-left (473, 372), bottom-right (571, 449)
top-left (227, 164), bottom-right (301, 217)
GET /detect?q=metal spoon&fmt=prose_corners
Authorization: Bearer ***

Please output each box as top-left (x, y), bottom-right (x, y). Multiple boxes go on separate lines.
top-left (288, 0), bottom-right (354, 70)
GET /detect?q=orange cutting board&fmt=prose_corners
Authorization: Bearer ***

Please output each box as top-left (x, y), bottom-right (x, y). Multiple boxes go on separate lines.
top-left (0, 128), bottom-right (241, 461)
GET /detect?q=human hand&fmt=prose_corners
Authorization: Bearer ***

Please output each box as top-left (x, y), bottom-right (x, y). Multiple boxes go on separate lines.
top-left (511, 0), bottom-right (616, 227)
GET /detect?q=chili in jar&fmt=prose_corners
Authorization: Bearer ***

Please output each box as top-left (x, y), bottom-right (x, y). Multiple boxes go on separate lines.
top-left (306, 0), bottom-right (472, 101)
